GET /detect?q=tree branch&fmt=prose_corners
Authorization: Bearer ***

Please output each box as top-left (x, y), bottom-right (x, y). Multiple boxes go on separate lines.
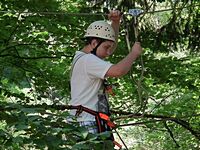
top-left (0, 54), bottom-right (73, 59)
top-left (111, 109), bottom-right (200, 140)
top-left (0, 103), bottom-right (199, 140)
top-left (118, 119), bottom-right (164, 127)
top-left (164, 121), bottom-right (180, 148)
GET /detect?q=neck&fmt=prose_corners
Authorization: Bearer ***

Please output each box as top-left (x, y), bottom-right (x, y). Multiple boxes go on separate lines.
top-left (82, 45), bottom-right (92, 54)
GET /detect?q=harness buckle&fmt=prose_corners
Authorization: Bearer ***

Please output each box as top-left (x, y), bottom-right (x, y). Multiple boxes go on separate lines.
top-left (105, 85), bottom-right (115, 96)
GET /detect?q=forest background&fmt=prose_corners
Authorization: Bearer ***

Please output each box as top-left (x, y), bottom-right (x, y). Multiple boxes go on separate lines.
top-left (0, 0), bottom-right (199, 150)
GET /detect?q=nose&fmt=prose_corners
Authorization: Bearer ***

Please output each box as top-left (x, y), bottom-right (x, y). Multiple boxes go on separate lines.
top-left (106, 49), bottom-right (112, 56)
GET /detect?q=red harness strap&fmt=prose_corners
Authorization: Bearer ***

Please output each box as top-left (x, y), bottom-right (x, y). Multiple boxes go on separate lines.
top-left (99, 113), bottom-right (116, 128)
top-left (69, 105), bottom-right (122, 148)
top-left (68, 105), bottom-right (104, 132)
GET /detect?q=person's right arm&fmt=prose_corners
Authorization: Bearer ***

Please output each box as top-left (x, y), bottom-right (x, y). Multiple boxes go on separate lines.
top-left (105, 42), bottom-right (142, 78)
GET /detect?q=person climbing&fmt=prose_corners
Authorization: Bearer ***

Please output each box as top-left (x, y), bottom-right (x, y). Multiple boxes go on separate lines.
top-left (69, 9), bottom-right (142, 141)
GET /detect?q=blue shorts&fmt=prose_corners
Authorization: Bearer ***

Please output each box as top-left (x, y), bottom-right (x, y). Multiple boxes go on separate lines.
top-left (79, 121), bottom-right (98, 134)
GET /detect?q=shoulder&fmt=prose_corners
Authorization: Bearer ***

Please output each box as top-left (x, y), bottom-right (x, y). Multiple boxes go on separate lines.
top-left (85, 54), bottom-right (108, 64)
top-left (74, 51), bottom-right (112, 67)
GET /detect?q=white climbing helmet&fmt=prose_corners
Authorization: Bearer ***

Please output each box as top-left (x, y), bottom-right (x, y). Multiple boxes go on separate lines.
top-left (84, 20), bottom-right (115, 42)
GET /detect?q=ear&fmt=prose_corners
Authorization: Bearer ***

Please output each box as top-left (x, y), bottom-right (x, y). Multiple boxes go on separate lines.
top-left (91, 39), bottom-right (98, 48)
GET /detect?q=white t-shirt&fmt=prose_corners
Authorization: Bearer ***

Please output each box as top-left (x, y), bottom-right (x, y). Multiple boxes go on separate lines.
top-left (69, 51), bottom-right (113, 121)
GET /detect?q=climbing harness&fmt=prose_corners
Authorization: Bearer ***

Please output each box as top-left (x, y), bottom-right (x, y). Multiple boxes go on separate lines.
top-left (68, 105), bottom-right (122, 149)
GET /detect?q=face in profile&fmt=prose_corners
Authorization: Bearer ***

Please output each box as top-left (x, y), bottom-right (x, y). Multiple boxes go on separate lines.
top-left (96, 40), bottom-right (115, 59)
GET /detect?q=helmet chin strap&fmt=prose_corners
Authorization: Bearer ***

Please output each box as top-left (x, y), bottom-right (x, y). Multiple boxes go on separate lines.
top-left (91, 39), bottom-right (105, 56)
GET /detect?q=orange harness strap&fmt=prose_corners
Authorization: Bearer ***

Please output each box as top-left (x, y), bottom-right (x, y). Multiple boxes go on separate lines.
top-left (99, 113), bottom-right (116, 128)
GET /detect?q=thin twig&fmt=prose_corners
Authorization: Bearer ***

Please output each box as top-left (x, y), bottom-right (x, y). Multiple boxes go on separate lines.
top-left (163, 121), bottom-right (180, 148)
top-left (118, 119), bottom-right (163, 127)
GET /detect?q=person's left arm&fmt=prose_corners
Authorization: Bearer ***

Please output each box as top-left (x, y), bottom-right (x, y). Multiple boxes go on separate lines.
top-left (108, 10), bottom-right (121, 52)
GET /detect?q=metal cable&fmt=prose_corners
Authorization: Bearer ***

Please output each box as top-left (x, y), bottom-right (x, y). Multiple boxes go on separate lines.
top-left (0, 4), bottom-right (199, 16)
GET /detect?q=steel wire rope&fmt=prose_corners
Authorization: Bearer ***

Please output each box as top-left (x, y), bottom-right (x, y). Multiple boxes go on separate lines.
top-left (0, 4), bottom-right (199, 16)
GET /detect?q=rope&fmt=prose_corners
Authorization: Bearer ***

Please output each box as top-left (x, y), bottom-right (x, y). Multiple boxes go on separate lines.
top-left (114, 128), bottom-right (129, 150)
top-left (131, 4), bottom-right (146, 114)
top-left (0, 4), bottom-right (199, 16)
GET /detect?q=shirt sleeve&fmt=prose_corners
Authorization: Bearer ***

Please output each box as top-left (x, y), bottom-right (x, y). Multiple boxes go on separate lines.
top-left (85, 54), bottom-right (113, 79)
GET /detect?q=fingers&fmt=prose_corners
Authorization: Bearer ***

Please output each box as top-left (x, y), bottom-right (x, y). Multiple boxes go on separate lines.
top-left (131, 44), bottom-right (142, 58)
top-left (108, 10), bottom-right (122, 22)
top-left (109, 10), bottom-right (121, 16)
top-left (134, 42), bottom-right (141, 45)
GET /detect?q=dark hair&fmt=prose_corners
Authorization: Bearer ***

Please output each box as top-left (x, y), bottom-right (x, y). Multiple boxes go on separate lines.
top-left (83, 37), bottom-right (104, 45)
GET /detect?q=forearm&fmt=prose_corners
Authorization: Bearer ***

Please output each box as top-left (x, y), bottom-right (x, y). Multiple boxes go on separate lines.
top-left (111, 21), bottom-right (120, 51)
top-left (117, 42), bottom-right (141, 74)
top-left (111, 20), bottom-right (120, 44)
top-left (106, 42), bottom-right (142, 77)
